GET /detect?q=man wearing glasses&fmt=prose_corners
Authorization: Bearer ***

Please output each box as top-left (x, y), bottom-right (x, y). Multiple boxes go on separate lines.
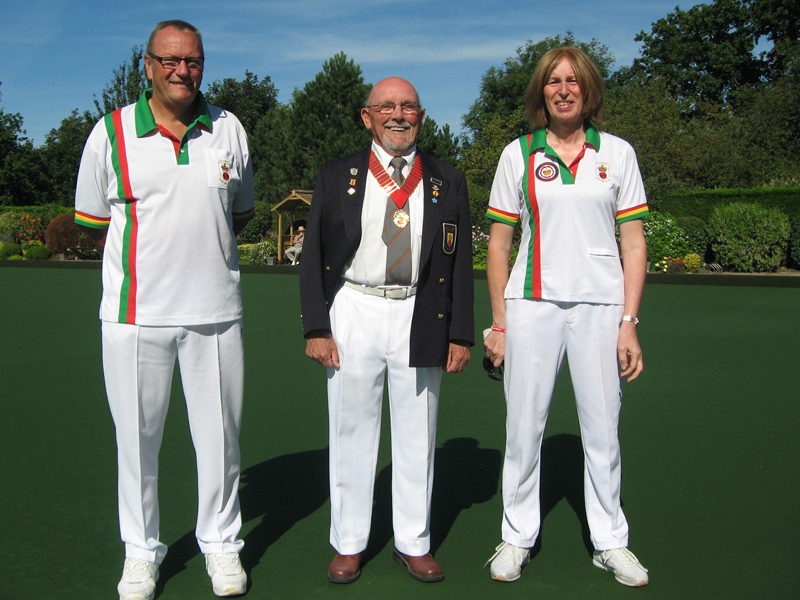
top-left (75, 20), bottom-right (253, 600)
top-left (300, 77), bottom-right (473, 583)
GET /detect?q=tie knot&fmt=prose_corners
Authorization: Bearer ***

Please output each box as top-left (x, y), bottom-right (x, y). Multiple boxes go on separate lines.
top-left (390, 157), bottom-right (407, 170)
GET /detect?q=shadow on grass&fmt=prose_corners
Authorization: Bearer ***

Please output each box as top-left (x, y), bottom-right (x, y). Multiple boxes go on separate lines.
top-left (532, 433), bottom-right (593, 559)
top-left (363, 437), bottom-right (503, 564)
top-left (155, 448), bottom-right (329, 596)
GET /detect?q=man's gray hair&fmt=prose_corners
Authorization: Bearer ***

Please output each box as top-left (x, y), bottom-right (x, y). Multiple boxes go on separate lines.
top-left (146, 20), bottom-right (204, 56)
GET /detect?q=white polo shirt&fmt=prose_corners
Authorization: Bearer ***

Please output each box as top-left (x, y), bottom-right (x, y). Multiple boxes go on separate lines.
top-left (75, 90), bottom-right (254, 326)
top-left (487, 127), bottom-right (648, 305)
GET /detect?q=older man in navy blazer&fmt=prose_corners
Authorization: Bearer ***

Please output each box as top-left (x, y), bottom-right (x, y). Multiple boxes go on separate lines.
top-left (300, 77), bottom-right (473, 584)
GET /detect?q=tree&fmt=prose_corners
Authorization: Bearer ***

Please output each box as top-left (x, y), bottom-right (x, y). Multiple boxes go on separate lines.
top-left (287, 52), bottom-right (372, 189)
top-left (0, 83), bottom-right (45, 206)
top-left (628, 0), bottom-right (766, 110)
top-left (747, 0), bottom-right (800, 74)
top-left (250, 104), bottom-right (298, 206)
top-left (39, 109), bottom-right (97, 206)
top-left (205, 71), bottom-right (279, 135)
top-left (463, 32), bottom-right (615, 144)
top-left (93, 46), bottom-right (149, 117)
top-left (416, 117), bottom-right (460, 166)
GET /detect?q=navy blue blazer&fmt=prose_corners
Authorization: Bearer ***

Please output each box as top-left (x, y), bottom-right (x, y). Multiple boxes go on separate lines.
top-left (299, 147), bottom-right (474, 368)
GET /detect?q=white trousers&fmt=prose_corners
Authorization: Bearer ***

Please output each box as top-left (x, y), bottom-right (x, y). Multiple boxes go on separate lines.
top-left (327, 284), bottom-right (442, 556)
top-left (501, 299), bottom-right (629, 551)
top-left (102, 320), bottom-right (245, 564)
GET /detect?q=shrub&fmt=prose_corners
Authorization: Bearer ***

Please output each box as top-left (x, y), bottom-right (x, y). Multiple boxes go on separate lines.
top-left (7, 254), bottom-right (23, 261)
top-left (236, 201), bottom-right (274, 244)
top-left (250, 238), bottom-right (278, 265)
top-left (22, 240), bottom-right (44, 251)
top-left (24, 245), bottom-right (53, 260)
top-left (472, 225), bottom-right (489, 269)
top-left (684, 253), bottom-right (703, 273)
top-left (0, 212), bottom-right (18, 240)
top-left (707, 203), bottom-right (790, 272)
top-left (789, 215), bottom-right (800, 268)
top-left (45, 213), bottom-right (84, 254)
top-left (642, 211), bottom-right (692, 263)
top-left (652, 256), bottom-right (685, 273)
top-left (0, 243), bottom-right (23, 259)
top-left (666, 260), bottom-right (687, 274)
top-left (676, 217), bottom-right (709, 258)
top-left (12, 213), bottom-right (46, 245)
top-left (237, 243), bottom-right (254, 265)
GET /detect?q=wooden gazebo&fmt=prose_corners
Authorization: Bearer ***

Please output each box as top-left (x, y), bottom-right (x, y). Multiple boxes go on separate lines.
top-left (271, 189), bottom-right (313, 262)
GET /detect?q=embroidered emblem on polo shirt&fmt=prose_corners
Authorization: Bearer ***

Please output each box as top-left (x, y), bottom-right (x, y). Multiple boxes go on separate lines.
top-left (218, 159), bottom-right (232, 184)
top-left (535, 162), bottom-right (559, 182)
top-left (596, 162), bottom-right (609, 181)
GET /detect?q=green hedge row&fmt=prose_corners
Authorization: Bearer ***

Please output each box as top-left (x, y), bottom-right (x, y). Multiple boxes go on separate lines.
top-left (650, 187), bottom-right (800, 222)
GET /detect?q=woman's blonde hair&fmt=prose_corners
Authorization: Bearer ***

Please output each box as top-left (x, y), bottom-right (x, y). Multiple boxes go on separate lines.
top-left (524, 46), bottom-right (605, 129)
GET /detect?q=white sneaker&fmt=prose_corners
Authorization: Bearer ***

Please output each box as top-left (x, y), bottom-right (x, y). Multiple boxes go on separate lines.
top-left (205, 553), bottom-right (247, 597)
top-left (117, 558), bottom-right (159, 600)
top-left (486, 542), bottom-right (530, 582)
top-left (592, 548), bottom-right (649, 587)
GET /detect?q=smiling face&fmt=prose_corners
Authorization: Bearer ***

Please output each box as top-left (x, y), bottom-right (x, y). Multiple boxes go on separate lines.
top-left (144, 26), bottom-right (203, 117)
top-left (543, 57), bottom-right (584, 130)
top-left (361, 77), bottom-right (425, 156)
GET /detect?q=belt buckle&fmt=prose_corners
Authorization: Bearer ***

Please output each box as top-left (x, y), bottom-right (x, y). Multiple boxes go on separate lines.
top-left (385, 288), bottom-right (406, 299)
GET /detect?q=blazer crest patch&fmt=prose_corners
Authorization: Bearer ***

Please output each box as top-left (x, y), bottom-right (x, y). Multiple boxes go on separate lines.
top-left (443, 223), bottom-right (457, 254)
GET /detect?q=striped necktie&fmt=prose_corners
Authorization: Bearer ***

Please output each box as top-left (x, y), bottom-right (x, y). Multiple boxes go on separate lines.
top-left (382, 157), bottom-right (411, 285)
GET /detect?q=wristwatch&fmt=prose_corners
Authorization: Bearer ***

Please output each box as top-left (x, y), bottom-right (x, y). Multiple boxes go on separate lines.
top-left (622, 315), bottom-right (640, 327)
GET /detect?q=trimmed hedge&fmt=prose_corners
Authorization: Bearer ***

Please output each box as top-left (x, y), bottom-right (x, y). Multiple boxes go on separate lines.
top-left (650, 187), bottom-right (800, 222)
top-left (790, 215), bottom-right (800, 269)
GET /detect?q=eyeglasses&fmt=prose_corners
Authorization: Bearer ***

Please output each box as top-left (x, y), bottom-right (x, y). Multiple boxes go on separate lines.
top-left (366, 102), bottom-right (422, 115)
top-left (148, 53), bottom-right (204, 71)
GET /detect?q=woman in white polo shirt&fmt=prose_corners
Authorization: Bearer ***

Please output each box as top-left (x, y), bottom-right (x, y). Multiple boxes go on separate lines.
top-left (483, 46), bottom-right (650, 587)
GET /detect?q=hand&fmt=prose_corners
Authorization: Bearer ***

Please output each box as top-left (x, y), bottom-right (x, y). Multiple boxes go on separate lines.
top-left (445, 343), bottom-right (471, 373)
top-left (484, 330), bottom-right (505, 367)
top-left (306, 332), bottom-right (340, 369)
top-left (618, 322), bottom-right (643, 382)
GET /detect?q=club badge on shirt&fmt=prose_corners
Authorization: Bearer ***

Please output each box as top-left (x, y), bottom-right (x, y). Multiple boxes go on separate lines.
top-left (443, 223), bottom-right (457, 254)
top-left (595, 162), bottom-right (610, 181)
top-left (218, 159), bottom-right (232, 184)
top-left (535, 162), bottom-right (559, 182)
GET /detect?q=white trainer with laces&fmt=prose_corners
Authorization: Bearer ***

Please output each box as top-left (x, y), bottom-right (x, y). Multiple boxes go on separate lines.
top-left (205, 553), bottom-right (247, 597)
top-left (487, 541), bottom-right (530, 582)
top-left (117, 558), bottom-right (159, 600)
top-left (592, 547), bottom-right (649, 587)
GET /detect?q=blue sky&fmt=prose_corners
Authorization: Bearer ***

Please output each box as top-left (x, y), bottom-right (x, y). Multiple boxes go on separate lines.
top-left (1, 0), bottom-right (698, 146)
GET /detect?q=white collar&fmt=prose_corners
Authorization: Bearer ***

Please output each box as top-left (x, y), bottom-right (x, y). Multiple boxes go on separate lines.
top-left (371, 141), bottom-right (417, 170)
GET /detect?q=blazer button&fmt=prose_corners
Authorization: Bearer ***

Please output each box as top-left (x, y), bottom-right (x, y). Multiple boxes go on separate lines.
top-left (438, 278), bottom-right (445, 284)
top-left (325, 266), bottom-right (331, 271)
top-left (437, 314), bottom-right (444, 320)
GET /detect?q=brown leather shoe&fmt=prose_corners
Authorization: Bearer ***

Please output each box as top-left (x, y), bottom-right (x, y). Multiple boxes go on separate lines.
top-left (392, 549), bottom-right (444, 582)
top-left (328, 552), bottom-right (362, 583)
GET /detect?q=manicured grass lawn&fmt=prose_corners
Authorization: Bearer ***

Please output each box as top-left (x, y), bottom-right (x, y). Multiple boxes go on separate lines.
top-left (1, 266), bottom-right (798, 599)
